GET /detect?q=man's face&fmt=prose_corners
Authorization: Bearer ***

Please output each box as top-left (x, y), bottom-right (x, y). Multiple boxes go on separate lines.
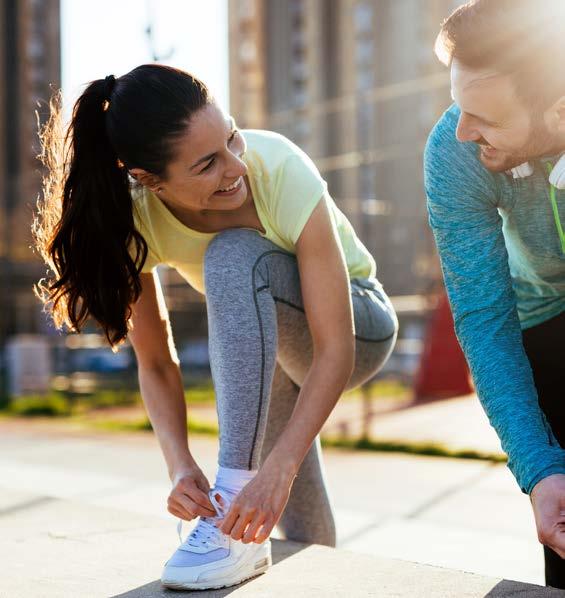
top-left (450, 60), bottom-right (556, 172)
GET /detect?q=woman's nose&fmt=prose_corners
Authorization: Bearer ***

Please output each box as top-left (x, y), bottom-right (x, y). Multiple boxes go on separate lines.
top-left (225, 153), bottom-right (247, 178)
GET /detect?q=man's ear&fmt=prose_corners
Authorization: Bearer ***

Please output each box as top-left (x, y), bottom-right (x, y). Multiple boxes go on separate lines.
top-left (129, 168), bottom-right (163, 193)
top-left (546, 95), bottom-right (565, 135)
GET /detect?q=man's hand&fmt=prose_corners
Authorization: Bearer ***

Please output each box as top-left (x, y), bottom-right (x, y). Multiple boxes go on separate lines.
top-left (530, 474), bottom-right (565, 558)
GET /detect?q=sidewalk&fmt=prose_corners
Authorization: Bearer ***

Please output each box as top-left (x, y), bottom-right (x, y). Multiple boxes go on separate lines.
top-left (0, 413), bottom-right (550, 595)
top-left (1, 486), bottom-right (557, 597)
top-left (1, 481), bottom-right (559, 598)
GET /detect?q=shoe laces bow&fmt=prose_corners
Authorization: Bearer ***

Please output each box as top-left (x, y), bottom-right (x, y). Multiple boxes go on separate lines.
top-left (177, 487), bottom-right (232, 549)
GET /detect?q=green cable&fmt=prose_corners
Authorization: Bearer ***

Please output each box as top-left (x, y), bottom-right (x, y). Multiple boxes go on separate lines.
top-left (546, 162), bottom-right (565, 255)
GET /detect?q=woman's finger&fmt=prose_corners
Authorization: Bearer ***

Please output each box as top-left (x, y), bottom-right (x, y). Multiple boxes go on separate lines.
top-left (193, 475), bottom-right (214, 507)
top-left (196, 474), bottom-right (212, 495)
top-left (176, 482), bottom-right (216, 516)
top-left (219, 504), bottom-right (241, 535)
top-left (254, 518), bottom-right (274, 544)
top-left (241, 514), bottom-right (266, 544)
top-left (190, 485), bottom-right (216, 514)
top-left (172, 493), bottom-right (213, 519)
top-left (177, 477), bottom-right (215, 512)
top-left (168, 503), bottom-right (194, 521)
top-left (167, 496), bottom-right (194, 520)
top-left (230, 510), bottom-right (255, 541)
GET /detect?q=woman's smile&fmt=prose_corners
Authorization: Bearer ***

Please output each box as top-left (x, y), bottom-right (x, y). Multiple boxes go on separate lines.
top-left (214, 176), bottom-right (243, 197)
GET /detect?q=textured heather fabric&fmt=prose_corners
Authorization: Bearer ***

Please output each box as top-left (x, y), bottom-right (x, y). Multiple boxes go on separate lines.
top-left (204, 229), bottom-right (398, 545)
top-left (424, 104), bottom-right (565, 494)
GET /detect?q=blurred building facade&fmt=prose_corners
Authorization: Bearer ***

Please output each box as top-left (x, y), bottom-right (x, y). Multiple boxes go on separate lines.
top-left (229, 0), bottom-right (463, 297)
top-left (1, 0), bottom-right (61, 344)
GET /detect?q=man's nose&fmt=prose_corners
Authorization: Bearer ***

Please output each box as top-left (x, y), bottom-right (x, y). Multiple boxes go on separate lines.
top-left (456, 114), bottom-right (481, 143)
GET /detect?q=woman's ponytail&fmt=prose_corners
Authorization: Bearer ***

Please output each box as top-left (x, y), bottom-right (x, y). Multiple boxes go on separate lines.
top-left (34, 77), bottom-right (148, 348)
top-left (34, 64), bottom-right (210, 348)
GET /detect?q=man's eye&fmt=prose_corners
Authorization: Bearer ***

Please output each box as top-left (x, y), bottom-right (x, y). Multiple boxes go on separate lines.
top-left (228, 130), bottom-right (238, 144)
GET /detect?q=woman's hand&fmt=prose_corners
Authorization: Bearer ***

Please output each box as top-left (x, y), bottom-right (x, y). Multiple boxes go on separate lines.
top-left (218, 460), bottom-right (297, 544)
top-left (167, 464), bottom-right (216, 521)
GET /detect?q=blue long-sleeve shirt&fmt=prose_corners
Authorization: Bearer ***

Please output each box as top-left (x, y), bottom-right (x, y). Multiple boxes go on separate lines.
top-left (424, 104), bottom-right (565, 494)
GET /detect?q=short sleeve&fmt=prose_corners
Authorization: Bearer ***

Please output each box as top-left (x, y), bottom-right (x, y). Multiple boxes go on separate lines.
top-left (131, 196), bottom-right (161, 273)
top-left (127, 230), bottom-right (159, 274)
top-left (272, 152), bottom-right (328, 246)
top-left (138, 239), bottom-right (160, 273)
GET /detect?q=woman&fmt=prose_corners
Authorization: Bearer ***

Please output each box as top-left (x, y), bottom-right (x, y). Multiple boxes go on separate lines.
top-left (35, 64), bottom-right (397, 591)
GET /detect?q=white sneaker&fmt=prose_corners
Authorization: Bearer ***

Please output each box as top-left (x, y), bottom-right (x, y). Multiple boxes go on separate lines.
top-left (160, 488), bottom-right (272, 591)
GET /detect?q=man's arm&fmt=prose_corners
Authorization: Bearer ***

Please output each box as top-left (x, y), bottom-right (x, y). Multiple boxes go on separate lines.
top-left (424, 108), bottom-right (565, 495)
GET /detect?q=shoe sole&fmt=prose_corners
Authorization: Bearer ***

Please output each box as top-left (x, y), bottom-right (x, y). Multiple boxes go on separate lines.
top-left (161, 543), bottom-right (272, 591)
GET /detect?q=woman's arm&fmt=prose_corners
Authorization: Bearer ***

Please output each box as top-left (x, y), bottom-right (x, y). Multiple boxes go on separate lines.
top-left (129, 271), bottom-right (214, 518)
top-left (265, 193), bottom-right (355, 473)
top-left (220, 194), bottom-right (355, 542)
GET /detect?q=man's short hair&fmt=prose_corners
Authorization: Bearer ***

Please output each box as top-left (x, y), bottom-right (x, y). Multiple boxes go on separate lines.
top-left (435, 0), bottom-right (565, 108)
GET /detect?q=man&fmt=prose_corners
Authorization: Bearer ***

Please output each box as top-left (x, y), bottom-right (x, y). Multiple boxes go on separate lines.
top-left (424, 0), bottom-right (565, 588)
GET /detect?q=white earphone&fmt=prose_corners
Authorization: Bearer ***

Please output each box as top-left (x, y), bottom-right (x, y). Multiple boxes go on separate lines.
top-left (509, 154), bottom-right (565, 189)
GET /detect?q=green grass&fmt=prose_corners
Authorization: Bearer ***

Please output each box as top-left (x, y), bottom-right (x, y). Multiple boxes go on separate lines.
top-left (81, 414), bottom-right (506, 464)
top-left (320, 436), bottom-right (507, 463)
top-left (341, 379), bottom-right (411, 402)
top-left (7, 393), bottom-right (72, 417)
top-left (184, 384), bottom-right (215, 404)
top-left (88, 415), bottom-right (219, 436)
top-left (0, 378), bottom-right (407, 419)
top-left (0, 382), bottom-right (216, 418)
top-left (0, 390), bottom-right (139, 418)
top-left (182, 380), bottom-right (409, 405)
top-left (0, 381), bottom-right (505, 464)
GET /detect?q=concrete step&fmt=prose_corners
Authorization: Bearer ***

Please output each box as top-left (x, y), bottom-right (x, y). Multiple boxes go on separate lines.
top-left (119, 540), bottom-right (565, 598)
top-left (2, 486), bottom-right (561, 598)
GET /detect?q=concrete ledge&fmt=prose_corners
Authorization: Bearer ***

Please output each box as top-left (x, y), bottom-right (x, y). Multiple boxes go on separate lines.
top-left (114, 540), bottom-right (565, 597)
top-left (1, 486), bottom-right (561, 598)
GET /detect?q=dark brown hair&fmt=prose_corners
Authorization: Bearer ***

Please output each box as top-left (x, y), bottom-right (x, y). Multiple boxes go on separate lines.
top-left (34, 64), bottom-right (211, 348)
top-left (435, 0), bottom-right (565, 108)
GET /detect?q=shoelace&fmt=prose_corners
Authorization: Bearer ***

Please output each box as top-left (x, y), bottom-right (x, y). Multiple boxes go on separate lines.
top-left (176, 487), bottom-right (231, 549)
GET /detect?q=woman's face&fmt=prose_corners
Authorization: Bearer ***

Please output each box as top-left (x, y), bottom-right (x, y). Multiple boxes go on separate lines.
top-left (154, 102), bottom-right (249, 214)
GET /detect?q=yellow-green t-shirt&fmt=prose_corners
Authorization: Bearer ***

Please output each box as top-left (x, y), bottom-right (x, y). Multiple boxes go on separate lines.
top-left (132, 129), bottom-right (376, 294)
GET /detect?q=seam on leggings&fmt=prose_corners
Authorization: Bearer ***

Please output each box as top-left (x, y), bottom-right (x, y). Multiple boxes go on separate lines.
top-left (355, 331), bottom-right (396, 343)
top-left (273, 296), bottom-right (396, 344)
top-left (249, 249), bottom-right (296, 470)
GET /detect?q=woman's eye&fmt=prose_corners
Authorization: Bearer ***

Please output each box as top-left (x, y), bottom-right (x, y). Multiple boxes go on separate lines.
top-left (199, 131), bottom-right (238, 173)
top-left (201, 158), bottom-right (215, 172)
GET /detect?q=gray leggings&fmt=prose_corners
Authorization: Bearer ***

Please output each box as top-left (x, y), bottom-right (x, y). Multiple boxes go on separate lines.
top-left (204, 229), bottom-right (398, 546)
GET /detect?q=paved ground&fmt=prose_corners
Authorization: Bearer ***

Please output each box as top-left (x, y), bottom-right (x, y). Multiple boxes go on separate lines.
top-left (0, 410), bottom-right (554, 596)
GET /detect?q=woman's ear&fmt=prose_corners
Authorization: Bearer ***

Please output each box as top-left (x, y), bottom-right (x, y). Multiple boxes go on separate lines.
top-left (129, 168), bottom-right (164, 193)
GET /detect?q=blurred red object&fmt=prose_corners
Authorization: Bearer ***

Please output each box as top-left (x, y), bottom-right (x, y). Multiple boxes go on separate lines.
top-left (414, 292), bottom-right (473, 401)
